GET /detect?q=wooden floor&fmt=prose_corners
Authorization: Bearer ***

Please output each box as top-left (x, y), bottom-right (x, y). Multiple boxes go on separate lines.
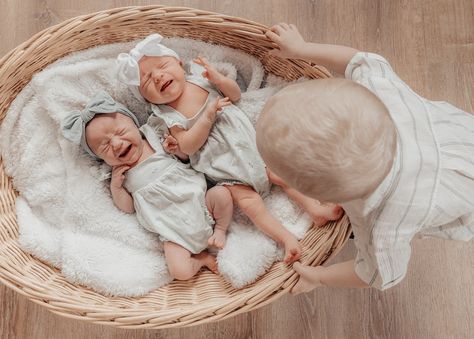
top-left (1, 1), bottom-right (473, 338)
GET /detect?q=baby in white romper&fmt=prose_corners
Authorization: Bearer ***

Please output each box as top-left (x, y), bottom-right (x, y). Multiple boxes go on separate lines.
top-left (116, 34), bottom-right (343, 264)
top-left (61, 91), bottom-right (233, 281)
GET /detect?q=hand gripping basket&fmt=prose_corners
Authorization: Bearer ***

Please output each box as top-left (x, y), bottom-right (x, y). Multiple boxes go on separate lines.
top-left (0, 5), bottom-right (351, 329)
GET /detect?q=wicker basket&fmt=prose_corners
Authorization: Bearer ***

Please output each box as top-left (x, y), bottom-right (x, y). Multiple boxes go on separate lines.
top-left (0, 5), bottom-right (351, 329)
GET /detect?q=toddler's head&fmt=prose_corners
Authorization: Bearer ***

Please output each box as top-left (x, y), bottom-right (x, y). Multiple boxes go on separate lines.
top-left (61, 91), bottom-right (142, 167)
top-left (117, 33), bottom-right (184, 104)
top-left (256, 78), bottom-right (397, 203)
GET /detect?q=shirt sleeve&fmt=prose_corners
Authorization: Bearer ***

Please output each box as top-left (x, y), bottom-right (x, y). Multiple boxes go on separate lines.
top-left (345, 52), bottom-right (402, 83)
top-left (354, 230), bottom-right (412, 290)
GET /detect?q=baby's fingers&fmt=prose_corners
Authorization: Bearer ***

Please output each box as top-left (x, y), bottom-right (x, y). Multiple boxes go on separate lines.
top-left (113, 165), bottom-right (130, 175)
top-left (216, 97), bottom-right (231, 110)
top-left (194, 56), bottom-right (209, 68)
top-left (284, 248), bottom-right (300, 264)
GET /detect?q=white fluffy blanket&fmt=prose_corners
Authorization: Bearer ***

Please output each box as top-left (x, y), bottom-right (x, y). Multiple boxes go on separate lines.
top-left (0, 38), bottom-right (311, 296)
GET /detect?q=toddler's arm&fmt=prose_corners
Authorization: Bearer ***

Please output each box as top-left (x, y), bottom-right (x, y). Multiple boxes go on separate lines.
top-left (110, 165), bottom-right (135, 214)
top-left (194, 57), bottom-right (241, 102)
top-left (265, 23), bottom-right (358, 75)
top-left (170, 97), bottom-right (231, 155)
top-left (292, 259), bottom-right (369, 294)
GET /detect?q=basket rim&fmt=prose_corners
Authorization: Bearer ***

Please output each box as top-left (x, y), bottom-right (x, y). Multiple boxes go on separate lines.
top-left (0, 5), bottom-right (347, 329)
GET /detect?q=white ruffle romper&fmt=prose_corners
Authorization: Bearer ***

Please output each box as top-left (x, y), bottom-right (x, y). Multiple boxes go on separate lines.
top-left (151, 62), bottom-right (270, 197)
top-left (123, 119), bottom-right (214, 254)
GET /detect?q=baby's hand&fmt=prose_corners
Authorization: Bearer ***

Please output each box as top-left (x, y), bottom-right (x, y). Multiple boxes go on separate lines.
top-left (283, 235), bottom-right (302, 264)
top-left (162, 133), bottom-right (179, 154)
top-left (193, 56), bottom-right (224, 85)
top-left (204, 97), bottom-right (231, 123)
top-left (111, 165), bottom-right (130, 190)
top-left (265, 23), bottom-right (307, 59)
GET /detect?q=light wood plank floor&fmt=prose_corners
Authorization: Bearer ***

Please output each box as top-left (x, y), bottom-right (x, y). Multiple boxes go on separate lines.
top-left (1, 1), bottom-right (473, 338)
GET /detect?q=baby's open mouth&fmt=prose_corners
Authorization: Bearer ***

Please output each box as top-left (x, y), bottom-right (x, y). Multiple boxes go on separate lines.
top-left (161, 80), bottom-right (172, 92)
top-left (119, 144), bottom-right (132, 158)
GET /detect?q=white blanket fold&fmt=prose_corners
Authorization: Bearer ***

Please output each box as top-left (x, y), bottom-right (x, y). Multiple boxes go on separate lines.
top-left (0, 38), bottom-right (311, 296)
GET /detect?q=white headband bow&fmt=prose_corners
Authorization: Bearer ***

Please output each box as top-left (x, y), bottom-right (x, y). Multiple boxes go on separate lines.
top-left (116, 33), bottom-right (179, 94)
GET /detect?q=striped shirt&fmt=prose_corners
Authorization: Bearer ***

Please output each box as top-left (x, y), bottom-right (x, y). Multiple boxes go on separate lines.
top-left (342, 52), bottom-right (474, 290)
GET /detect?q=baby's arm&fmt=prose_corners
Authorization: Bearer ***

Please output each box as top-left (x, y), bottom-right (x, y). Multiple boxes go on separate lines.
top-left (162, 133), bottom-right (189, 161)
top-left (194, 57), bottom-right (241, 102)
top-left (265, 23), bottom-right (358, 75)
top-left (170, 97), bottom-right (231, 155)
top-left (110, 165), bottom-right (135, 214)
top-left (292, 260), bottom-right (369, 294)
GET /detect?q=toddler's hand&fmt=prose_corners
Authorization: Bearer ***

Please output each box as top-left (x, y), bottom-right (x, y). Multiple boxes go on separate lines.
top-left (283, 235), bottom-right (302, 264)
top-left (162, 133), bottom-right (179, 154)
top-left (193, 56), bottom-right (224, 85)
top-left (266, 168), bottom-right (288, 188)
top-left (204, 97), bottom-right (231, 123)
top-left (111, 165), bottom-right (129, 190)
top-left (291, 262), bottom-right (325, 295)
top-left (265, 23), bottom-right (307, 59)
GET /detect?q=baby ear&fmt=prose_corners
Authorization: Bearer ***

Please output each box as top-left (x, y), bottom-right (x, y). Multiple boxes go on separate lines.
top-left (182, 61), bottom-right (191, 74)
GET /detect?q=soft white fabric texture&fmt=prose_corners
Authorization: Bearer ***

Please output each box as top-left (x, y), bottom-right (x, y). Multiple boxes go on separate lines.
top-left (0, 37), bottom-right (311, 296)
top-left (116, 33), bottom-right (181, 100)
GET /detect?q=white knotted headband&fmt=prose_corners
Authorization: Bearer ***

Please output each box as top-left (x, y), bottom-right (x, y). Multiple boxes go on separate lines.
top-left (116, 33), bottom-right (180, 100)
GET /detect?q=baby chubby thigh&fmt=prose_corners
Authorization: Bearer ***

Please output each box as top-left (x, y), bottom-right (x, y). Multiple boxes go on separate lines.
top-left (134, 166), bottom-right (214, 254)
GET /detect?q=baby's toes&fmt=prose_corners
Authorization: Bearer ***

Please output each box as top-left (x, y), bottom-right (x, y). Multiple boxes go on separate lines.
top-left (215, 236), bottom-right (226, 249)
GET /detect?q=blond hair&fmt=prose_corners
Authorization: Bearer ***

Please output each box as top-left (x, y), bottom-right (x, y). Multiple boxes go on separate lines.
top-left (256, 78), bottom-right (396, 203)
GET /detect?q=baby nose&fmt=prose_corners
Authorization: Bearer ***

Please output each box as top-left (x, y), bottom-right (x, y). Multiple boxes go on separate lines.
top-left (110, 137), bottom-right (122, 154)
top-left (151, 69), bottom-right (163, 81)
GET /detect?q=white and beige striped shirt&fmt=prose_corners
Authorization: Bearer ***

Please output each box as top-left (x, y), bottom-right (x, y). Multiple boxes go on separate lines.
top-left (342, 52), bottom-right (474, 290)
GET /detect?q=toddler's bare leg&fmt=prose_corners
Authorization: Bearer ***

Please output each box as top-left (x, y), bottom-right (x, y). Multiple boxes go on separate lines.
top-left (206, 186), bottom-right (233, 249)
top-left (163, 242), bottom-right (218, 280)
top-left (226, 184), bottom-right (301, 264)
top-left (267, 169), bottom-right (343, 227)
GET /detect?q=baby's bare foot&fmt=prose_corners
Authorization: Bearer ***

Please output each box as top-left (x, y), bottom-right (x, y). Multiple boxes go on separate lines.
top-left (208, 228), bottom-right (227, 249)
top-left (197, 252), bottom-right (218, 274)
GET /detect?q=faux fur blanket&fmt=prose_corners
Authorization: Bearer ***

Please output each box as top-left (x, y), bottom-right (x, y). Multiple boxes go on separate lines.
top-left (0, 37), bottom-right (311, 296)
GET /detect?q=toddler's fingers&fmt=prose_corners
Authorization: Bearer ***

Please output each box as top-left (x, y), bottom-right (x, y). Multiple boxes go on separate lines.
top-left (268, 48), bottom-right (283, 57)
top-left (278, 22), bottom-right (290, 30)
top-left (293, 261), bottom-right (303, 273)
top-left (265, 29), bottom-right (282, 43)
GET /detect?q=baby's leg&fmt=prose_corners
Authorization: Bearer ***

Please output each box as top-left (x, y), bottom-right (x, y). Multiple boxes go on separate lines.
top-left (226, 184), bottom-right (301, 264)
top-left (163, 241), bottom-right (218, 280)
top-left (267, 169), bottom-right (343, 227)
top-left (206, 186), bottom-right (233, 249)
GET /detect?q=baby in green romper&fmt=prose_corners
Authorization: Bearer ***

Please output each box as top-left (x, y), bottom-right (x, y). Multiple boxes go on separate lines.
top-left (61, 91), bottom-right (233, 281)
top-left (117, 34), bottom-right (342, 264)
